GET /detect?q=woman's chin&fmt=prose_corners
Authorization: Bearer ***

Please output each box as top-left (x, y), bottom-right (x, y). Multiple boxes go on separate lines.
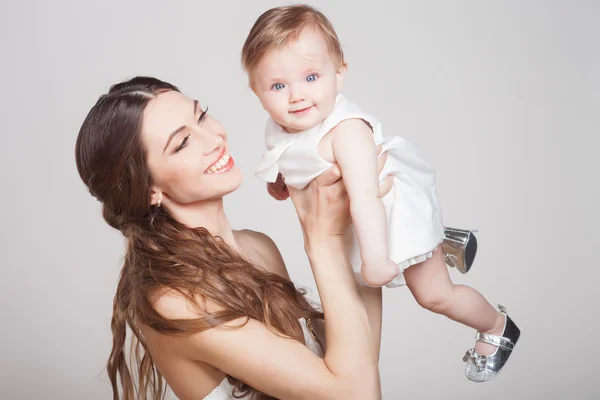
top-left (208, 167), bottom-right (244, 197)
top-left (224, 169), bottom-right (244, 194)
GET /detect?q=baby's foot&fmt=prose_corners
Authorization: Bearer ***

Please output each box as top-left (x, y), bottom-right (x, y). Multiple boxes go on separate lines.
top-left (361, 259), bottom-right (400, 287)
top-left (474, 312), bottom-right (505, 355)
top-left (463, 305), bottom-right (520, 382)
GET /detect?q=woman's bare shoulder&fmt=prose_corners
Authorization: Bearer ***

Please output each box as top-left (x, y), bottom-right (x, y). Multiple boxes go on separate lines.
top-left (234, 229), bottom-right (290, 279)
top-left (147, 229), bottom-right (288, 321)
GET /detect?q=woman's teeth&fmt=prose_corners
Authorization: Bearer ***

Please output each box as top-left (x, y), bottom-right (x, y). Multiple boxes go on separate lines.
top-left (207, 152), bottom-right (231, 174)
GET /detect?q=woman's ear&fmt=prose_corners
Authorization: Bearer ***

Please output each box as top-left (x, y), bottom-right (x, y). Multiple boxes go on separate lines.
top-left (150, 188), bottom-right (163, 207)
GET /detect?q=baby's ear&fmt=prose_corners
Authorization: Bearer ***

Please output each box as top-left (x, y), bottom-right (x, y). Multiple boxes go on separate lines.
top-left (336, 63), bottom-right (347, 92)
top-left (248, 74), bottom-right (258, 94)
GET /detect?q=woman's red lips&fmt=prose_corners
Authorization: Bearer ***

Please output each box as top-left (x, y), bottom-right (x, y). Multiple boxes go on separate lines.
top-left (205, 147), bottom-right (226, 171)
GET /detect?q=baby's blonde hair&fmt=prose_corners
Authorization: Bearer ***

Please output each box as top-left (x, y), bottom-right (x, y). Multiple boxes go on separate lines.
top-left (241, 5), bottom-right (346, 79)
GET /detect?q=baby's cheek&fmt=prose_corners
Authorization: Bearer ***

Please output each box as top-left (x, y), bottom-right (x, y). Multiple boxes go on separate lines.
top-left (265, 101), bottom-right (281, 119)
top-left (274, 108), bottom-right (288, 123)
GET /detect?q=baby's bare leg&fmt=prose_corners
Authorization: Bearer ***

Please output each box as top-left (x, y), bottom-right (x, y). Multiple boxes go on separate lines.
top-left (403, 247), bottom-right (504, 355)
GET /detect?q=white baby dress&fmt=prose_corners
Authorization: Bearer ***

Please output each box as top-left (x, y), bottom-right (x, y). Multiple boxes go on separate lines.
top-left (256, 94), bottom-right (445, 287)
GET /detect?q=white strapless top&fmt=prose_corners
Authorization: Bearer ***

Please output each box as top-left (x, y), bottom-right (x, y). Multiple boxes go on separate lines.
top-left (203, 318), bottom-right (324, 399)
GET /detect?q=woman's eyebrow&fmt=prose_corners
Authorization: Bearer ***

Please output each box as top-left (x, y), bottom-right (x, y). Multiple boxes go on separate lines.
top-left (163, 100), bottom-right (199, 153)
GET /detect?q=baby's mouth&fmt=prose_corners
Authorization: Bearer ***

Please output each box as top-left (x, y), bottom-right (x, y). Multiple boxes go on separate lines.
top-left (290, 105), bottom-right (314, 114)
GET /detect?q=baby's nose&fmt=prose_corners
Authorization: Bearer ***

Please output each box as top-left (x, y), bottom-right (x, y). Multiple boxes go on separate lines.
top-left (289, 88), bottom-right (306, 103)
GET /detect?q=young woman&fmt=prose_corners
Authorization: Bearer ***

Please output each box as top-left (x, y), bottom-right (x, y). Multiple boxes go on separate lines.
top-left (75, 76), bottom-right (393, 399)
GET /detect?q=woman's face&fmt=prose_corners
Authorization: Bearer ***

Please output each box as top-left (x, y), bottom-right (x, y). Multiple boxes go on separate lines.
top-left (141, 90), bottom-right (243, 207)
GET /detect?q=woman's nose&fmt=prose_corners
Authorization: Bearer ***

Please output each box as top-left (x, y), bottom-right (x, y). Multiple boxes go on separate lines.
top-left (200, 130), bottom-right (225, 155)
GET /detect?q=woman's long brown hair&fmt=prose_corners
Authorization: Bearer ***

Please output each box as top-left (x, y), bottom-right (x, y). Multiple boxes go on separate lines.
top-left (75, 77), bottom-right (323, 400)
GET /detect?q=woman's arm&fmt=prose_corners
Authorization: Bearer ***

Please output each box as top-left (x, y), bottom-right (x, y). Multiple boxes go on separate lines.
top-left (253, 150), bottom-right (392, 362)
top-left (289, 167), bottom-right (382, 398)
top-left (154, 168), bottom-right (382, 400)
top-left (358, 285), bottom-right (382, 361)
top-left (249, 228), bottom-right (384, 363)
top-left (155, 295), bottom-right (374, 400)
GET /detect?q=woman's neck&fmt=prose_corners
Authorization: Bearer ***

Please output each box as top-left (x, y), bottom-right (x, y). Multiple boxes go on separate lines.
top-left (169, 198), bottom-right (239, 250)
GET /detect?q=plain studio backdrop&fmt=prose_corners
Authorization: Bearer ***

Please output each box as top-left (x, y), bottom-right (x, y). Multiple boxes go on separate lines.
top-left (1, 0), bottom-right (598, 399)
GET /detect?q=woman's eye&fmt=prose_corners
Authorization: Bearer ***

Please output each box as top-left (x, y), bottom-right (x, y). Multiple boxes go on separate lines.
top-left (176, 133), bottom-right (191, 152)
top-left (198, 106), bottom-right (208, 124)
top-left (306, 74), bottom-right (318, 82)
top-left (272, 83), bottom-right (285, 91)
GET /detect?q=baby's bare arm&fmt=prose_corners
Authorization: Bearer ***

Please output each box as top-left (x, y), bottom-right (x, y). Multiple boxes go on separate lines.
top-left (331, 119), bottom-right (389, 266)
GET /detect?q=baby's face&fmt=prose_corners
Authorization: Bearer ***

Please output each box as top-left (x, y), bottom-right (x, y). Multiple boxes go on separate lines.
top-left (251, 27), bottom-right (344, 133)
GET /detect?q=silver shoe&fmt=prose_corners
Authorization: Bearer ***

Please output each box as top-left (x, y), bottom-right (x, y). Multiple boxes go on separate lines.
top-left (463, 305), bottom-right (521, 382)
top-left (442, 227), bottom-right (478, 274)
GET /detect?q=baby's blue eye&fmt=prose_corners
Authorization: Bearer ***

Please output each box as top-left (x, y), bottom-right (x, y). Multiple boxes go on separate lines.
top-left (306, 74), bottom-right (318, 82)
top-left (272, 83), bottom-right (285, 91)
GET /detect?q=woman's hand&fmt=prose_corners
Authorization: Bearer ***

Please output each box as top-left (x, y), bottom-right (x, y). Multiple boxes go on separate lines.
top-left (288, 162), bottom-right (350, 242)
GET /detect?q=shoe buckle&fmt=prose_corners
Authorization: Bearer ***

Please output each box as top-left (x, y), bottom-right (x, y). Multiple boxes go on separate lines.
top-left (463, 349), bottom-right (488, 372)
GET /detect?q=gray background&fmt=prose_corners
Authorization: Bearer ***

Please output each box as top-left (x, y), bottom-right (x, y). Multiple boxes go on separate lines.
top-left (1, 0), bottom-right (598, 399)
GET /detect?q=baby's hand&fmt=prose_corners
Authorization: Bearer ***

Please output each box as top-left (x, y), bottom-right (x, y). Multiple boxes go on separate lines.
top-left (267, 173), bottom-right (289, 201)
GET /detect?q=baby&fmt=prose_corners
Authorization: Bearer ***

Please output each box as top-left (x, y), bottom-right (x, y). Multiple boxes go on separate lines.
top-left (242, 5), bottom-right (520, 381)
